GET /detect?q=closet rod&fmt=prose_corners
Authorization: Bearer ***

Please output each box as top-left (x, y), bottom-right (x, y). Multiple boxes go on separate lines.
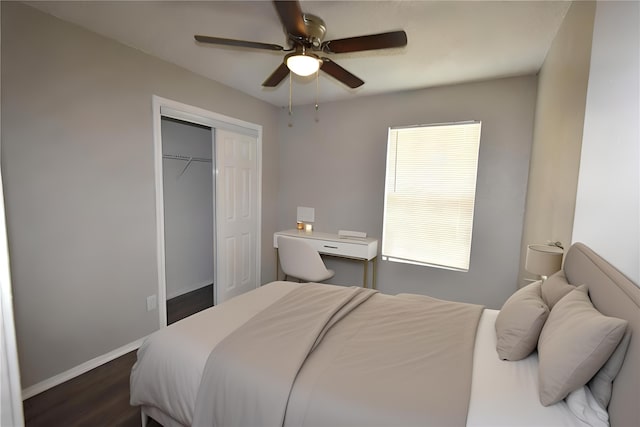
top-left (162, 154), bottom-right (212, 163)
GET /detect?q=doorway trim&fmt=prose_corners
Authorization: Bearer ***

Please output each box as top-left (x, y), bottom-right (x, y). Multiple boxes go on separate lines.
top-left (152, 95), bottom-right (262, 328)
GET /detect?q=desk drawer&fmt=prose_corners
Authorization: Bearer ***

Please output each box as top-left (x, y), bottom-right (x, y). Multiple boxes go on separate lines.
top-left (310, 239), bottom-right (368, 259)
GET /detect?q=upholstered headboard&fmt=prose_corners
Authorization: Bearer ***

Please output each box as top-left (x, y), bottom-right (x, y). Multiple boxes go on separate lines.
top-left (563, 243), bottom-right (640, 427)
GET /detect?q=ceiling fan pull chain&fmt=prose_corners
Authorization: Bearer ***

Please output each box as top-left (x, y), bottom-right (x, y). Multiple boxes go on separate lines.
top-left (288, 71), bottom-right (293, 127)
top-left (315, 69), bottom-right (320, 122)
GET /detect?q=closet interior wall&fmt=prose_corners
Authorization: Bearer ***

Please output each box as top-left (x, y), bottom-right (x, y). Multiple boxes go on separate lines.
top-left (161, 117), bottom-right (214, 301)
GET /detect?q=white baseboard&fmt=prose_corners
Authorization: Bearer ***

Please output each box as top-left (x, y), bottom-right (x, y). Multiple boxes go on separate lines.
top-left (166, 280), bottom-right (212, 300)
top-left (22, 337), bottom-right (146, 400)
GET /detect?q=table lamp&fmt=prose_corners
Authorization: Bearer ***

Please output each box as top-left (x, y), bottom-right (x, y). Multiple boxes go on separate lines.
top-left (525, 244), bottom-right (563, 281)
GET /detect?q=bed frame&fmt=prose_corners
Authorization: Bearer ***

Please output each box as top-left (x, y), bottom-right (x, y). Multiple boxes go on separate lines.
top-left (563, 243), bottom-right (639, 427)
top-left (139, 242), bottom-right (639, 427)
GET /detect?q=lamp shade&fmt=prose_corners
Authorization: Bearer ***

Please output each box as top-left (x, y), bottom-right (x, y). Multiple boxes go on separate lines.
top-left (525, 244), bottom-right (563, 277)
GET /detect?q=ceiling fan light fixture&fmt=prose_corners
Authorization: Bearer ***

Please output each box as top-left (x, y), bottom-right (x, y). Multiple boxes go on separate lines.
top-left (286, 52), bottom-right (321, 77)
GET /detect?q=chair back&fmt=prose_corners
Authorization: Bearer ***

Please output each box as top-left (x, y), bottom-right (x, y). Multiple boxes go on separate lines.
top-left (277, 236), bottom-right (335, 282)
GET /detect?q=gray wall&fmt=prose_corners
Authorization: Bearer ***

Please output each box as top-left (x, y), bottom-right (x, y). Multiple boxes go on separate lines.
top-left (161, 118), bottom-right (213, 299)
top-left (1, 2), bottom-right (279, 388)
top-left (1, 1), bottom-right (26, 415)
top-left (573, 0), bottom-right (639, 285)
top-left (519, 1), bottom-right (595, 285)
top-left (277, 76), bottom-right (538, 309)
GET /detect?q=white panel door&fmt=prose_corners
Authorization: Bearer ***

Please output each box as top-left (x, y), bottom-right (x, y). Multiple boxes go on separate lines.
top-left (215, 128), bottom-right (259, 303)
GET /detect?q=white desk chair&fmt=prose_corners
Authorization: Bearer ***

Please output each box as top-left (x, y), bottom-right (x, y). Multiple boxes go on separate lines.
top-left (277, 236), bottom-right (335, 283)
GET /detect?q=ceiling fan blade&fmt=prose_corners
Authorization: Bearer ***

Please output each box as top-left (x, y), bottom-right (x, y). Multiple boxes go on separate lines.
top-left (322, 30), bottom-right (407, 54)
top-left (273, 0), bottom-right (308, 38)
top-left (320, 58), bottom-right (364, 89)
top-left (195, 35), bottom-right (284, 51)
top-left (263, 62), bottom-right (290, 87)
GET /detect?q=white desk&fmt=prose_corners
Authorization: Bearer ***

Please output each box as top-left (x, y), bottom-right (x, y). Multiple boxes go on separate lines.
top-left (274, 229), bottom-right (379, 289)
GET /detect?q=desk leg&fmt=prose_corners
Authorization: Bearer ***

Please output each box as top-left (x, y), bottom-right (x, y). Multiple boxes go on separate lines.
top-left (372, 257), bottom-right (377, 290)
top-left (363, 259), bottom-right (368, 289)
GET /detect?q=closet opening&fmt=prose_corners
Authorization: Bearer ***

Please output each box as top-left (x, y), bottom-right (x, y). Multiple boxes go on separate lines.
top-left (161, 117), bottom-right (214, 324)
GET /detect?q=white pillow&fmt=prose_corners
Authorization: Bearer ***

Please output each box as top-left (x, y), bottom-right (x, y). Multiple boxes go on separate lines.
top-left (566, 386), bottom-right (609, 427)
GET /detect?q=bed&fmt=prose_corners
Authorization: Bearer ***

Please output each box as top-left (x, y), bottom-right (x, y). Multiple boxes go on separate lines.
top-left (130, 243), bottom-right (639, 427)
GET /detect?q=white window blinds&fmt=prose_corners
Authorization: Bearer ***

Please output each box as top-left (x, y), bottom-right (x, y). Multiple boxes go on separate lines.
top-left (382, 121), bottom-right (482, 271)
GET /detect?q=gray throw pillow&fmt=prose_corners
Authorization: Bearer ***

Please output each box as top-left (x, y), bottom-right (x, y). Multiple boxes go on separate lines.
top-left (495, 281), bottom-right (549, 361)
top-left (588, 329), bottom-right (631, 408)
top-left (537, 285), bottom-right (628, 406)
top-left (541, 269), bottom-right (575, 308)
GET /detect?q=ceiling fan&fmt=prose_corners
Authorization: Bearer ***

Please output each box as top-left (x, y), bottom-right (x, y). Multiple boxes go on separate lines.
top-left (194, 0), bottom-right (408, 89)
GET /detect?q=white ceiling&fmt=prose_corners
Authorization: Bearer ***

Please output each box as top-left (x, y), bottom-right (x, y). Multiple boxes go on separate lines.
top-left (28, 0), bottom-right (571, 107)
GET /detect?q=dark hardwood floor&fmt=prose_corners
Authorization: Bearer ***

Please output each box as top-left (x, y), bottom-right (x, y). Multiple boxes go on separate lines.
top-left (22, 350), bottom-right (146, 427)
top-left (23, 285), bottom-right (214, 427)
top-left (167, 284), bottom-right (213, 325)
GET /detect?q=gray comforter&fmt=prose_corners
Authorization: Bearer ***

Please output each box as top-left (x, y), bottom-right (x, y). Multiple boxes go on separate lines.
top-left (192, 283), bottom-right (484, 427)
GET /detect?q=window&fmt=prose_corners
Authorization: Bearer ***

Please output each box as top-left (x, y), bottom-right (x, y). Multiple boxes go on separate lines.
top-left (382, 121), bottom-right (482, 271)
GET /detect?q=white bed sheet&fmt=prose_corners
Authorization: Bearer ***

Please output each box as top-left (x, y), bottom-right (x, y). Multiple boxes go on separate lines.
top-left (131, 284), bottom-right (587, 427)
top-left (467, 309), bottom-right (590, 427)
top-left (130, 281), bottom-right (300, 426)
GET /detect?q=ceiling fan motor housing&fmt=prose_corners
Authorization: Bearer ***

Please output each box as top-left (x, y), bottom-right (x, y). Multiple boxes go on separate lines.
top-left (302, 14), bottom-right (326, 48)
